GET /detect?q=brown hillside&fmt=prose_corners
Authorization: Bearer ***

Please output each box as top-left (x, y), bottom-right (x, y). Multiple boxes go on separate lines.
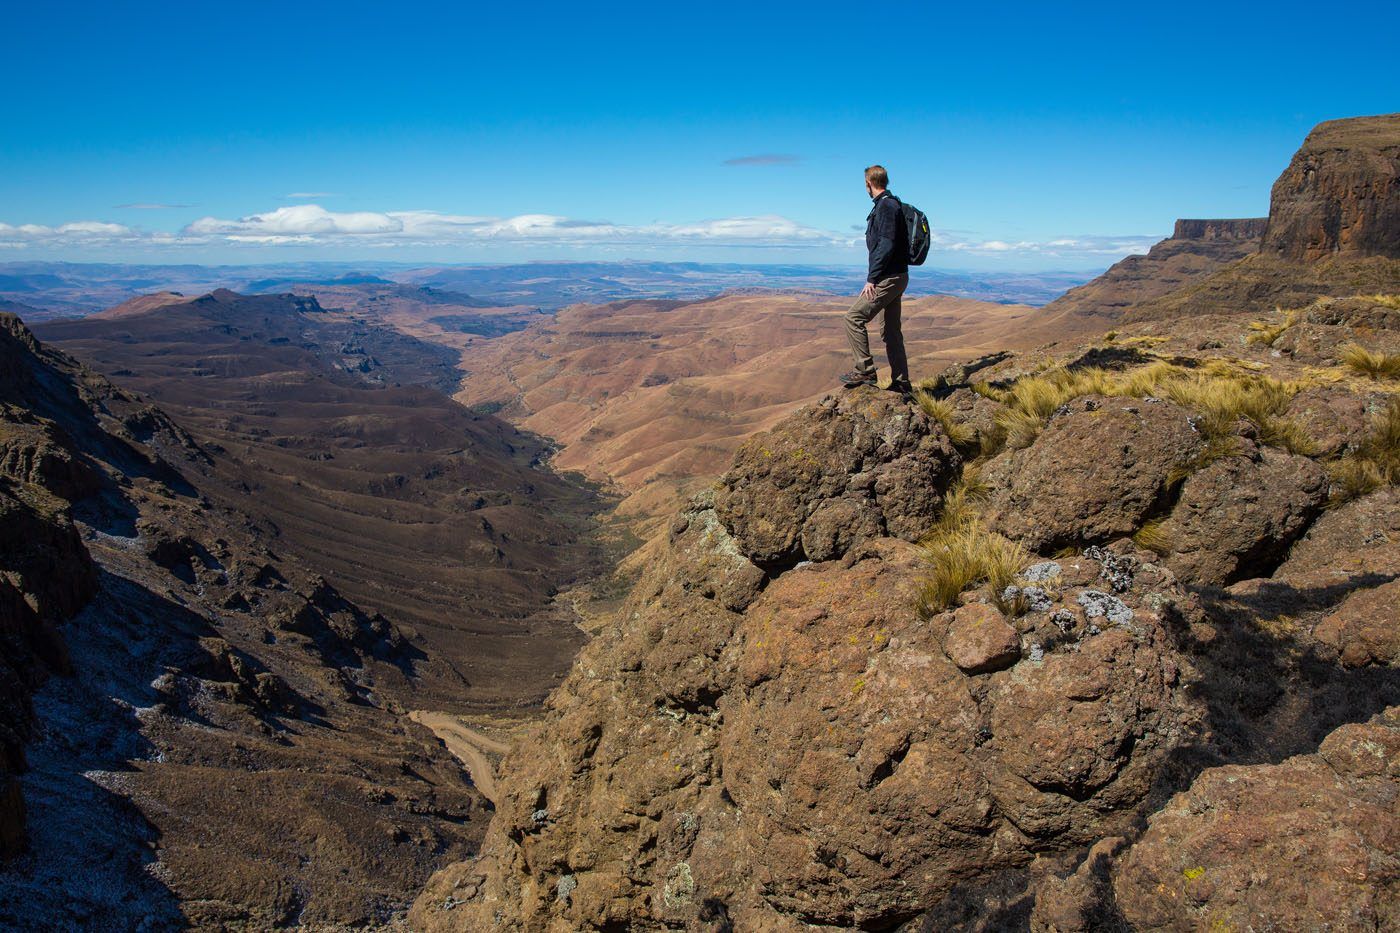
top-left (0, 312), bottom-right (492, 928)
top-left (36, 290), bottom-right (611, 711)
top-left (453, 292), bottom-right (1073, 537)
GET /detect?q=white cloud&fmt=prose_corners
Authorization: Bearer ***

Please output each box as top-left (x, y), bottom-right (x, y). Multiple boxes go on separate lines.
top-left (0, 203), bottom-right (1164, 263)
top-left (0, 220), bottom-right (142, 245)
top-left (284, 191), bottom-right (341, 199)
top-left (187, 204), bottom-right (405, 237)
top-left (939, 233), bottom-right (1158, 258)
top-left (181, 206), bottom-right (852, 248)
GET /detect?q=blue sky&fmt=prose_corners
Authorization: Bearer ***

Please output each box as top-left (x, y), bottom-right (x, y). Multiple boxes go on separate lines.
top-left (2, 0), bottom-right (1396, 270)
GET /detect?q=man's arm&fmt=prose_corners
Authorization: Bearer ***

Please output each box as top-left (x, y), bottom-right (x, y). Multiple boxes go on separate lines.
top-left (867, 198), bottom-right (900, 284)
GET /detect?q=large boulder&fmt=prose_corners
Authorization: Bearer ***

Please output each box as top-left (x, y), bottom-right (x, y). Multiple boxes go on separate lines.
top-left (1155, 442), bottom-right (1328, 586)
top-left (714, 386), bottom-right (960, 568)
top-left (1284, 382), bottom-right (1386, 456)
top-left (1111, 707), bottom-right (1400, 930)
top-left (1278, 486), bottom-right (1400, 581)
top-left (983, 396), bottom-right (1200, 552)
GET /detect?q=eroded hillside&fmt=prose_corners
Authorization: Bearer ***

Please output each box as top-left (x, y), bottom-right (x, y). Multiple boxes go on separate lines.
top-left (36, 290), bottom-right (613, 710)
top-left (0, 313), bottom-right (489, 928)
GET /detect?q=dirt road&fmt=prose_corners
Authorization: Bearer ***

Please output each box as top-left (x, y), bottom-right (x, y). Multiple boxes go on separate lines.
top-left (408, 710), bottom-right (511, 803)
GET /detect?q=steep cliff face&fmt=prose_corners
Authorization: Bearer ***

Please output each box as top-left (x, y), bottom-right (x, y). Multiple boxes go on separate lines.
top-left (1261, 113), bottom-right (1400, 260)
top-left (410, 390), bottom-right (1218, 931)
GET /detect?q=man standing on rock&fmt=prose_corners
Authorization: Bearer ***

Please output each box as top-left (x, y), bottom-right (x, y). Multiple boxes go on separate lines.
top-left (841, 164), bottom-right (911, 396)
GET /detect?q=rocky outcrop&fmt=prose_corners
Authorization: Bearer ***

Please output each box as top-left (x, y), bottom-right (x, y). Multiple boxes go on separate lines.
top-left (1314, 580), bottom-right (1400, 667)
top-left (411, 391), bottom-right (1207, 931)
top-left (1110, 708), bottom-right (1399, 930)
top-left (1261, 113), bottom-right (1400, 261)
top-left (1039, 114), bottom-right (1400, 327)
top-left (1278, 486), bottom-right (1400, 580)
top-left (715, 388), bottom-right (961, 568)
top-left (982, 396), bottom-right (1200, 552)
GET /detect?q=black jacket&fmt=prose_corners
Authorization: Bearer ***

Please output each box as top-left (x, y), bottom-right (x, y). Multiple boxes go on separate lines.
top-left (865, 191), bottom-right (909, 283)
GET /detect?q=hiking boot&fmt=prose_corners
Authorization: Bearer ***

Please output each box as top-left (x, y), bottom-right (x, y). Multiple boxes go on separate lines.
top-left (840, 371), bottom-right (877, 389)
top-left (886, 381), bottom-right (913, 399)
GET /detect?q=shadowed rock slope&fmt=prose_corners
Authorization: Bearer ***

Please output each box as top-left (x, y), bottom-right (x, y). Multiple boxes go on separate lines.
top-left (0, 312), bottom-right (502, 928)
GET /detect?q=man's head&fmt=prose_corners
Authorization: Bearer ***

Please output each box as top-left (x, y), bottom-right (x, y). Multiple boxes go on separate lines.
top-left (864, 164), bottom-right (889, 198)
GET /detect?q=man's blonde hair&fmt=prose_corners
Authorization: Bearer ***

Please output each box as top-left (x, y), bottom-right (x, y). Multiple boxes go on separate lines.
top-left (864, 164), bottom-right (889, 188)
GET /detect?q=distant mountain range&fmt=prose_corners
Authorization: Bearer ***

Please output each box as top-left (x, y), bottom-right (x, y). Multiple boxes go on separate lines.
top-left (0, 259), bottom-right (1093, 318)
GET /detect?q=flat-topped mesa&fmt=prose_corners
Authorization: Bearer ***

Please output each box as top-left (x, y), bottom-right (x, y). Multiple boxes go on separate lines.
top-left (1261, 112), bottom-right (1400, 261)
top-left (1172, 218), bottom-right (1268, 241)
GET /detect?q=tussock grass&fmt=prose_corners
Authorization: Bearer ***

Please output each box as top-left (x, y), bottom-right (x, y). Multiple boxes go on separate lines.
top-left (1117, 335), bottom-right (1169, 349)
top-left (1131, 518), bottom-right (1174, 557)
top-left (914, 471), bottom-right (1026, 616)
top-left (1246, 307), bottom-right (1303, 347)
top-left (915, 527), bottom-right (1027, 618)
top-left (978, 359), bottom-right (1314, 456)
top-left (1158, 368), bottom-right (1318, 455)
top-left (1329, 397), bottom-right (1400, 502)
top-left (1339, 343), bottom-right (1400, 381)
top-left (912, 389), bottom-right (977, 448)
top-left (1354, 293), bottom-right (1400, 310)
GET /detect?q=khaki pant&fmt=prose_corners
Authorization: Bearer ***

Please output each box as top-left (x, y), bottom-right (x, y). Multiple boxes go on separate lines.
top-left (845, 273), bottom-right (910, 389)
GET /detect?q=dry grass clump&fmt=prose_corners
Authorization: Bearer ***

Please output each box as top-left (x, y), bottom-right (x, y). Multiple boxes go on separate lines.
top-left (1131, 518), bottom-right (1174, 557)
top-left (1339, 343), bottom-right (1400, 381)
top-left (914, 472), bottom-right (1027, 617)
top-left (1329, 397), bottom-right (1400, 502)
top-left (915, 527), bottom-right (1026, 618)
top-left (983, 366), bottom-right (1113, 450)
top-left (912, 389), bottom-right (977, 449)
top-left (1157, 366), bottom-right (1317, 455)
top-left (1246, 307), bottom-right (1303, 347)
top-left (1354, 293), bottom-right (1400, 309)
top-left (977, 359), bottom-right (1314, 456)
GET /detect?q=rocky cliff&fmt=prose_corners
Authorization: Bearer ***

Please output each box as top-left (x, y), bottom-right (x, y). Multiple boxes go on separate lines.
top-left (1030, 216), bottom-right (1266, 330)
top-left (412, 306), bottom-right (1400, 928)
top-left (1261, 113), bottom-right (1400, 260)
top-left (1034, 114), bottom-right (1399, 329)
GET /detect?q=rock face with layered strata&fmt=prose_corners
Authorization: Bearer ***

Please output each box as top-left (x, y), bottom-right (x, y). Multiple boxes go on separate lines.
top-left (1261, 113), bottom-right (1400, 261)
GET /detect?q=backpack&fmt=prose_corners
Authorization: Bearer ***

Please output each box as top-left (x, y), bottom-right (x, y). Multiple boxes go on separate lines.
top-left (894, 196), bottom-right (932, 266)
